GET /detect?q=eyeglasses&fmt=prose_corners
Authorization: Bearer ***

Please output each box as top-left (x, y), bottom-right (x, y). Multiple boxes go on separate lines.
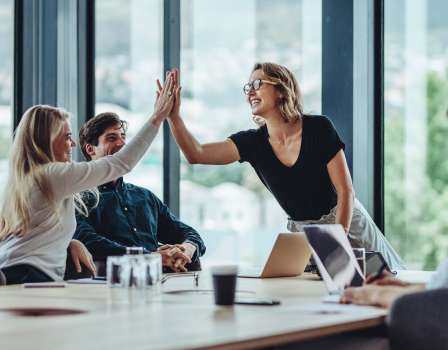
top-left (243, 79), bottom-right (278, 95)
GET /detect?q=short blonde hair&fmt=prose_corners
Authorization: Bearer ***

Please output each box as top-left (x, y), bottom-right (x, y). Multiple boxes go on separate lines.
top-left (250, 62), bottom-right (308, 127)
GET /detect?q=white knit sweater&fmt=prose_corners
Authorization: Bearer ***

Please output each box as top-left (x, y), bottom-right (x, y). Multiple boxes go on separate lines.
top-left (0, 122), bottom-right (158, 281)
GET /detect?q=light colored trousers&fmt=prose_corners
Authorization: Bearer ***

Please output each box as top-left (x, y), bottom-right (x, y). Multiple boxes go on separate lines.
top-left (287, 198), bottom-right (407, 271)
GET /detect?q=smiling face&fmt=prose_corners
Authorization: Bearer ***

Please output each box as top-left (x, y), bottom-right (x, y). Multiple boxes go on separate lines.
top-left (86, 125), bottom-right (126, 161)
top-left (53, 120), bottom-right (76, 163)
top-left (247, 69), bottom-right (281, 117)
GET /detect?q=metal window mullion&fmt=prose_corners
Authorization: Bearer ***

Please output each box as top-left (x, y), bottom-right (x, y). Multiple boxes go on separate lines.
top-left (163, 0), bottom-right (180, 217)
top-left (373, 0), bottom-right (384, 232)
top-left (77, 0), bottom-right (95, 161)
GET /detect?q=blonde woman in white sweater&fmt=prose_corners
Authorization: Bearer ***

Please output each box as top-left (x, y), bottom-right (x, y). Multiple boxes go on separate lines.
top-left (0, 73), bottom-right (175, 285)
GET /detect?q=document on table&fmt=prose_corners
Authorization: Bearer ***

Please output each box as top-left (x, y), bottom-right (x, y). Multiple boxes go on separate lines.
top-left (275, 303), bottom-right (377, 314)
top-left (68, 278), bottom-right (107, 284)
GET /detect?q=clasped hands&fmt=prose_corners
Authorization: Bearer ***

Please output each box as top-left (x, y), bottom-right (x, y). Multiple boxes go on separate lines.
top-left (154, 243), bottom-right (196, 272)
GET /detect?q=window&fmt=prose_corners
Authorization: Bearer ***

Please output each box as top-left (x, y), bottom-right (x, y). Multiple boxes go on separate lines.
top-left (384, 0), bottom-right (448, 270)
top-left (95, 0), bottom-right (164, 197)
top-left (180, 0), bottom-right (322, 268)
top-left (0, 0), bottom-right (13, 184)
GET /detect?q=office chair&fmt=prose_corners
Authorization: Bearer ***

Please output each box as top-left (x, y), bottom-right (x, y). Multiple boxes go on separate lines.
top-left (388, 288), bottom-right (448, 350)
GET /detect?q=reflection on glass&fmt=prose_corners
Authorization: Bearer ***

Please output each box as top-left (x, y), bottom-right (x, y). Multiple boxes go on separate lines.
top-left (0, 0), bottom-right (13, 190)
top-left (180, 0), bottom-right (322, 268)
top-left (385, 0), bottom-right (448, 270)
top-left (95, 0), bottom-right (163, 197)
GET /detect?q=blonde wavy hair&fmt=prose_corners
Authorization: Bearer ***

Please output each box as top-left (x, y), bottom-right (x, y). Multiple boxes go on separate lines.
top-left (250, 62), bottom-right (308, 127)
top-left (0, 105), bottom-right (97, 242)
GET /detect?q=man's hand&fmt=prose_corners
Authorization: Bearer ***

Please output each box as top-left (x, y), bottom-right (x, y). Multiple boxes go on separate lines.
top-left (154, 244), bottom-right (192, 272)
top-left (68, 239), bottom-right (96, 277)
top-left (171, 243), bottom-right (197, 272)
top-left (340, 284), bottom-right (426, 308)
top-left (364, 270), bottom-right (410, 287)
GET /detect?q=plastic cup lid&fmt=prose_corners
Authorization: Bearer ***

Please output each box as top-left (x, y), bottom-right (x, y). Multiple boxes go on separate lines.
top-left (211, 265), bottom-right (238, 275)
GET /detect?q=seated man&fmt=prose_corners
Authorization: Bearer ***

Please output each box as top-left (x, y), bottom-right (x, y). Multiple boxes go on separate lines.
top-left (340, 257), bottom-right (448, 308)
top-left (74, 112), bottom-right (206, 272)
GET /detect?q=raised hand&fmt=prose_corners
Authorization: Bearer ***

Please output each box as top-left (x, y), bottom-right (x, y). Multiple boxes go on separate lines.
top-left (157, 68), bottom-right (181, 118)
top-left (149, 72), bottom-right (175, 128)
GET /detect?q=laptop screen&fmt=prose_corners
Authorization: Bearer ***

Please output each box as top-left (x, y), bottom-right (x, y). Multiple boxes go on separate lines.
top-left (303, 225), bottom-right (364, 293)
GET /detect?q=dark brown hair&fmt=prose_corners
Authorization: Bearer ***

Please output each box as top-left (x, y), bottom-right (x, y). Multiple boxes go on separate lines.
top-left (78, 112), bottom-right (129, 161)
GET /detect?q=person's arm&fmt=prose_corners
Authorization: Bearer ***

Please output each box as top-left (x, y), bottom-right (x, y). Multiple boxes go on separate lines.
top-left (73, 215), bottom-right (129, 260)
top-left (68, 239), bottom-right (96, 276)
top-left (340, 284), bottom-right (426, 308)
top-left (159, 68), bottom-right (240, 165)
top-left (48, 75), bottom-right (175, 199)
top-left (327, 149), bottom-right (355, 235)
top-left (155, 195), bottom-right (206, 270)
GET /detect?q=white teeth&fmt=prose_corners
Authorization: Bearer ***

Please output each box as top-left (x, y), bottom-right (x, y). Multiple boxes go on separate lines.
top-left (251, 100), bottom-right (260, 107)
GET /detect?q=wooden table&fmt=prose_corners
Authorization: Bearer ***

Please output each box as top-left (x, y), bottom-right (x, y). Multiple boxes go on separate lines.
top-left (0, 271), bottom-right (389, 350)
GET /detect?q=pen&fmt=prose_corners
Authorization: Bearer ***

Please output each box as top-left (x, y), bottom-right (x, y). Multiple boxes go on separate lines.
top-left (367, 262), bottom-right (387, 284)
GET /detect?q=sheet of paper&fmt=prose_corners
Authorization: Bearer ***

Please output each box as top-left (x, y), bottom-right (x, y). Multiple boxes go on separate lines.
top-left (68, 278), bottom-right (107, 284)
top-left (275, 303), bottom-right (377, 314)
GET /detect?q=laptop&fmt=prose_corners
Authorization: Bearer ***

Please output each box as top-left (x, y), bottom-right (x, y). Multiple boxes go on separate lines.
top-left (303, 224), bottom-right (365, 295)
top-left (238, 233), bottom-right (311, 278)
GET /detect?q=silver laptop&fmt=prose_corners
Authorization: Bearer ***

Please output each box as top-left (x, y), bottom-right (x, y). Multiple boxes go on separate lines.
top-left (303, 225), bottom-right (364, 295)
top-left (238, 233), bottom-right (311, 278)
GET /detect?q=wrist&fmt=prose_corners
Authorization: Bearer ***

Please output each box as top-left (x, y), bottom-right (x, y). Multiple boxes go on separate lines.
top-left (182, 242), bottom-right (196, 258)
top-left (149, 112), bottom-right (165, 127)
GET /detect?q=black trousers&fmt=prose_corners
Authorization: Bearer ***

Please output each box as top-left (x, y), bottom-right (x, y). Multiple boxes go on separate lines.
top-left (1, 264), bottom-right (53, 285)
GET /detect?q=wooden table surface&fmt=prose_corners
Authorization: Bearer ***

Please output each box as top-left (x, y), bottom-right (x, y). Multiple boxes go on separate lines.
top-left (0, 270), bottom-right (391, 350)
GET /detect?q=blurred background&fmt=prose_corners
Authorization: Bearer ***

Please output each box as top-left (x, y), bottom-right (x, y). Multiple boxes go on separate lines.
top-left (1, 0), bottom-right (448, 270)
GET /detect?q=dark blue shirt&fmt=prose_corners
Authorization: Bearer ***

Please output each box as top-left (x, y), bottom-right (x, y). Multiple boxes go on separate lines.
top-left (74, 177), bottom-right (205, 261)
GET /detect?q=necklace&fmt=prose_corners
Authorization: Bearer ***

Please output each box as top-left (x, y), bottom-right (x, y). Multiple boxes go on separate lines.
top-left (270, 121), bottom-right (297, 145)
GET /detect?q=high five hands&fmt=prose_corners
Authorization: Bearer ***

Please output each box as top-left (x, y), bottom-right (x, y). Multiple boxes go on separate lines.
top-left (156, 68), bottom-right (181, 119)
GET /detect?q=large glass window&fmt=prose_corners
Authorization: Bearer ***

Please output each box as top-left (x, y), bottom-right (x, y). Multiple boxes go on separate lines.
top-left (0, 0), bottom-right (13, 184)
top-left (180, 0), bottom-right (322, 268)
top-left (95, 0), bottom-right (163, 197)
top-left (384, 0), bottom-right (448, 270)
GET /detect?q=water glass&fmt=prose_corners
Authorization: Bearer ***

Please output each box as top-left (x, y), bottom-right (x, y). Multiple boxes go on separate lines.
top-left (106, 254), bottom-right (162, 304)
top-left (126, 247), bottom-right (144, 255)
top-left (353, 248), bottom-right (366, 278)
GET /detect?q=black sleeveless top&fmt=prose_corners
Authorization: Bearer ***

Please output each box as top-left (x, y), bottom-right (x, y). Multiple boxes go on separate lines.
top-left (228, 115), bottom-right (345, 221)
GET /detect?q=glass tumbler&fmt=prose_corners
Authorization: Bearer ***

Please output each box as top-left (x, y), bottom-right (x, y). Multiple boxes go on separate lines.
top-left (353, 248), bottom-right (366, 278)
top-left (106, 255), bottom-right (129, 303)
top-left (141, 254), bottom-right (163, 298)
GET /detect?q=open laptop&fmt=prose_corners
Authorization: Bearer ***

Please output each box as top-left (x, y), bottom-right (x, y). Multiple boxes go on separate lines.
top-left (303, 225), bottom-right (364, 295)
top-left (238, 233), bottom-right (311, 278)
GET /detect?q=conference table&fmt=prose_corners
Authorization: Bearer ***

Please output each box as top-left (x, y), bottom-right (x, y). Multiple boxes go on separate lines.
top-left (0, 269), bottom-right (422, 350)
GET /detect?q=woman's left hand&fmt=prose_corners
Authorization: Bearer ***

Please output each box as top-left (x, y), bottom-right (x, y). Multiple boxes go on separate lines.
top-left (68, 239), bottom-right (96, 277)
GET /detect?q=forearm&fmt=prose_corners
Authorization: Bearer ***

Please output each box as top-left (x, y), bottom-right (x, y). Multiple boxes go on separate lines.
top-left (168, 115), bottom-right (204, 164)
top-left (380, 284), bottom-right (426, 308)
top-left (148, 112), bottom-right (167, 129)
top-left (335, 189), bottom-right (355, 234)
top-left (73, 231), bottom-right (128, 260)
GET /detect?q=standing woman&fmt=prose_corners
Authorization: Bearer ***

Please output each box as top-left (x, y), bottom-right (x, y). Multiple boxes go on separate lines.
top-left (0, 74), bottom-right (176, 284)
top-left (164, 64), bottom-right (406, 271)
